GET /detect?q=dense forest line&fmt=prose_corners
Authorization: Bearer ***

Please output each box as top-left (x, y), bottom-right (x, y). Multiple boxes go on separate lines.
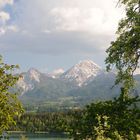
top-left (9, 111), bottom-right (79, 133)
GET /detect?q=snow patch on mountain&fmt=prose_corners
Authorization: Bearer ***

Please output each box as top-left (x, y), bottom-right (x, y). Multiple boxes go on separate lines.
top-left (49, 68), bottom-right (64, 78)
top-left (61, 60), bottom-right (102, 86)
top-left (134, 68), bottom-right (140, 75)
top-left (27, 68), bottom-right (41, 82)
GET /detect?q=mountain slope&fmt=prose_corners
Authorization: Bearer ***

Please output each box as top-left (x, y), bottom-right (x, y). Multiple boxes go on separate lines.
top-left (16, 68), bottom-right (76, 107)
top-left (66, 72), bottom-right (120, 106)
top-left (20, 77), bottom-right (75, 105)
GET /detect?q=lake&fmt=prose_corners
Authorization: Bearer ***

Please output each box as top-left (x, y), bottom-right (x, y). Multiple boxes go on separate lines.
top-left (8, 133), bottom-right (71, 140)
top-left (10, 138), bottom-right (70, 140)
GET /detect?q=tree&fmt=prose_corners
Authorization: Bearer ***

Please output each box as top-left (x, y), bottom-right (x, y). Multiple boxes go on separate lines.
top-left (67, 95), bottom-right (140, 140)
top-left (0, 56), bottom-right (23, 134)
top-left (66, 0), bottom-right (140, 139)
top-left (106, 0), bottom-right (140, 95)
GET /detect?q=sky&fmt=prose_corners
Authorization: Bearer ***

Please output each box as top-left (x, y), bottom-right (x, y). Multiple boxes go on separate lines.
top-left (0, 0), bottom-right (125, 72)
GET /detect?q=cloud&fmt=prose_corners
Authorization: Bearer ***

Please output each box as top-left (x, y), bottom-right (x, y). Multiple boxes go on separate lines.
top-left (0, 0), bottom-right (14, 35)
top-left (7, 25), bottom-right (18, 32)
top-left (0, 11), bottom-right (10, 23)
top-left (0, 30), bottom-right (113, 57)
top-left (50, 7), bottom-right (119, 35)
top-left (0, 0), bottom-right (124, 61)
top-left (0, 27), bottom-right (5, 34)
top-left (13, 0), bottom-right (124, 35)
top-left (0, 0), bottom-right (13, 8)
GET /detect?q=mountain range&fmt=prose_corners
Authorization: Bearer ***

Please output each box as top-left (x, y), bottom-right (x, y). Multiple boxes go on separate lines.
top-left (16, 60), bottom-right (140, 111)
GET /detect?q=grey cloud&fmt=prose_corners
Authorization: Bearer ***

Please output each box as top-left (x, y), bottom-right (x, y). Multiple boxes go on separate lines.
top-left (0, 30), bottom-right (113, 56)
top-left (13, 0), bottom-right (123, 33)
top-left (0, 0), bottom-right (121, 68)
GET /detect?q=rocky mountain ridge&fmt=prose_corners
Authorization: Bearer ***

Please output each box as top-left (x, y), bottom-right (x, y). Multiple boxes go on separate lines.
top-left (17, 60), bottom-right (103, 94)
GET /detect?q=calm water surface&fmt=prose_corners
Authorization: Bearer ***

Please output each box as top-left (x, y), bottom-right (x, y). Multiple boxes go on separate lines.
top-left (9, 133), bottom-right (71, 140)
top-left (10, 138), bottom-right (70, 140)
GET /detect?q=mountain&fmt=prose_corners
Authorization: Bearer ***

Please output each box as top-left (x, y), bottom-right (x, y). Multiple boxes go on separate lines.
top-left (60, 60), bottom-right (102, 86)
top-left (16, 68), bottom-right (76, 108)
top-left (16, 60), bottom-right (107, 110)
top-left (17, 60), bottom-right (102, 95)
top-left (17, 68), bottom-right (42, 95)
top-left (16, 60), bottom-right (140, 111)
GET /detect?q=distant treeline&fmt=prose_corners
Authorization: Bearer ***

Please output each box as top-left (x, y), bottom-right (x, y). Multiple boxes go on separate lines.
top-left (9, 110), bottom-right (81, 133)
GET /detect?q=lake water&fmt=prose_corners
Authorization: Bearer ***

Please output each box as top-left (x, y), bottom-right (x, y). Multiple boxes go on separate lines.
top-left (10, 138), bottom-right (70, 140)
top-left (8, 133), bottom-right (71, 140)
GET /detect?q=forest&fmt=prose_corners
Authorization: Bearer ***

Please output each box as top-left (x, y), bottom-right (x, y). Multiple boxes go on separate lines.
top-left (8, 111), bottom-right (76, 133)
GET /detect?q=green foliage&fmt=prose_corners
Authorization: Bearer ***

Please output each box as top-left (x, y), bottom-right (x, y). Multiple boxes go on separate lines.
top-left (0, 56), bottom-right (23, 134)
top-left (106, 0), bottom-right (140, 93)
top-left (66, 94), bottom-right (140, 140)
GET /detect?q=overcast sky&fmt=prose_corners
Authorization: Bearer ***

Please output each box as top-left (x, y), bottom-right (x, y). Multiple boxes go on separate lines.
top-left (0, 0), bottom-right (125, 72)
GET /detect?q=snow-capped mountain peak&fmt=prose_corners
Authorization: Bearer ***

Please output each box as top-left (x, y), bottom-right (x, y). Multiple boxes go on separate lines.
top-left (78, 60), bottom-right (101, 69)
top-left (61, 60), bottom-right (102, 86)
top-left (27, 68), bottom-right (41, 82)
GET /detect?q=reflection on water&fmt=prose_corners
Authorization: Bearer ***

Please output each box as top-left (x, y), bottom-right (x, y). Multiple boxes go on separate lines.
top-left (9, 133), bottom-right (71, 140)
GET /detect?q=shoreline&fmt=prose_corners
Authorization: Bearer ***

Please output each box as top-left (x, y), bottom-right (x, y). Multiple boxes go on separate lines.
top-left (8, 131), bottom-right (69, 138)
top-left (8, 131), bottom-right (68, 134)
